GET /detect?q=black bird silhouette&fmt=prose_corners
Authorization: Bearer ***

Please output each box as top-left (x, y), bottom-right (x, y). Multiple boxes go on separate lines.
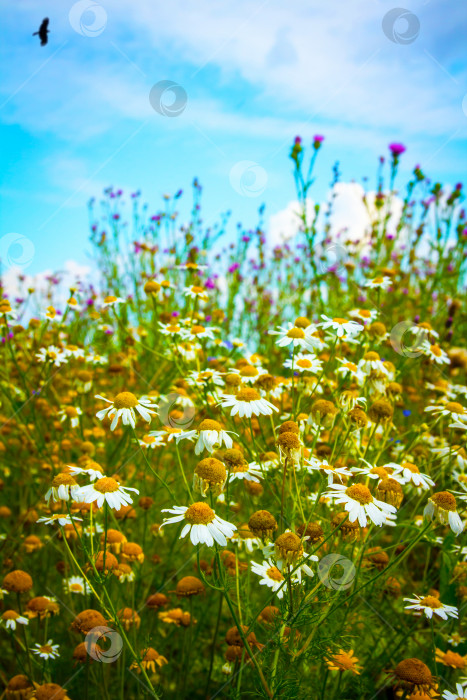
top-left (33, 18), bottom-right (49, 46)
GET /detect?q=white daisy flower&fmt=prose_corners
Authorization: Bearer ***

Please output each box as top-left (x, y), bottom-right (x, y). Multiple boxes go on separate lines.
top-left (324, 482), bottom-right (397, 527)
top-left (101, 295), bottom-right (125, 308)
top-left (219, 388), bottom-right (278, 418)
top-left (319, 315), bottom-right (364, 338)
top-left (137, 434), bottom-right (165, 450)
top-left (95, 392), bottom-right (158, 431)
top-left (63, 576), bottom-right (91, 595)
top-left (349, 308), bottom-right (378, 323)
top-left (75, 476), bottom-right (139, 510)
top-left (336, 359), bottom-right (363, 381)
top-left (183, 285), bottom-right (209, 301)
top-left (159, 321), bottom-right (183, 336)
top-left (404, 594), bottom-right (458, 620)
top-left (283, 353), bottom-right (322, 374)
top-left (390, 462), bottom-right (435, 490)
top-left (182, 324), bottom-right (216, 342)
top-left (36, 346), bottom-right (67, 367)
top-left (251, 559), bottom-right (286, 598)
top-left (31, 640), bottom-right (60, 660)
top-left (421, 341), bottom-right (450, 365)
top-left (160, 502), bottom-right (236, 547)
top-left (365, 275), bottom-right (392, 289)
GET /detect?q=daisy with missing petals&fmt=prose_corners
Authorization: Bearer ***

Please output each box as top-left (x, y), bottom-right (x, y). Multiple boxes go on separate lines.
top-left (31, 640), bottom-right (60, 660)
top-left (37, 514), bottom-right (82, 527)
top-left (45, 473), bottom-right (80, 503)
top-left (305, 458), bottom-right (353, 485)
top-left (67, 463), bottom-right (104, 481)
top-left (251, 559), bottom-right (286, 598)
top-left (325, 482), bottom-right (397, 527)
top-left (228, 461), bottom-right (263, 483)
top-left (404, 594), bottom-right (458, 620)
top-left (319, 315), bottom-right (364, 338)
top-left (219, 388), bottom-right (278, 418)
top-left (177, 419), bottom-right (235, 455)
top-left (434, 445), bottom-right (467, 472)
top-left (424, 491), bottom-right (464, 536)
top-left (76, 476), bottom-right (139, 510)
top-left (160, 502), bottom-right (236, 547)
top-left (1, 610), bottom-right (29, 630)
top-left (283, 354), bottom-right (322, 374)
top-left (95, 391), bottom-right (158, 431)
top-left (58, 405), bottom-right (82, 429)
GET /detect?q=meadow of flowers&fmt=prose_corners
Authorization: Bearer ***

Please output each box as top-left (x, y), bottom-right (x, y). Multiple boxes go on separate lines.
top-left (1, 137), bottom-right (467, 700)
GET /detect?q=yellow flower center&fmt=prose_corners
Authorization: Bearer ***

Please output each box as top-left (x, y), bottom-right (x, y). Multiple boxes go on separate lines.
top-left (94, 477), bottom-right (120, 494)
top-left (114, 392), bottom-right (138, 409)
top-left (236, 388), bottom-right (260, 402)
top-left (297, 359), bottom-right (312, 368)
top-left (345, 484), bottom-right (373, 505)
top-left (266, 566), bottom-right (284, 582)
top-left (104, 296), bottom-right (117, 303)
top-left (420, 595), bottom-right (442, 609)
top-left (52, 473), bottom-right (77, 487)
top-left (184, 502), bottom-right (215, 525)
top-left (333, 318), bottom-right (348, 324)
top-left (286, 327), bottom-right (305, 339)
top-left (446, 402), bottom-right (464, 415)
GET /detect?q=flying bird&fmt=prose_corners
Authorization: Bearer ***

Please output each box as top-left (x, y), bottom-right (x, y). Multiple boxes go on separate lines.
top-left (33, 18), bottom-right (50, 46)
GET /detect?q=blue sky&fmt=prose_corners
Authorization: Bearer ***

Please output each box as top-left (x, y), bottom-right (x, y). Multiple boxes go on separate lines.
top-left (1, 0), bottom-right (467, 277)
